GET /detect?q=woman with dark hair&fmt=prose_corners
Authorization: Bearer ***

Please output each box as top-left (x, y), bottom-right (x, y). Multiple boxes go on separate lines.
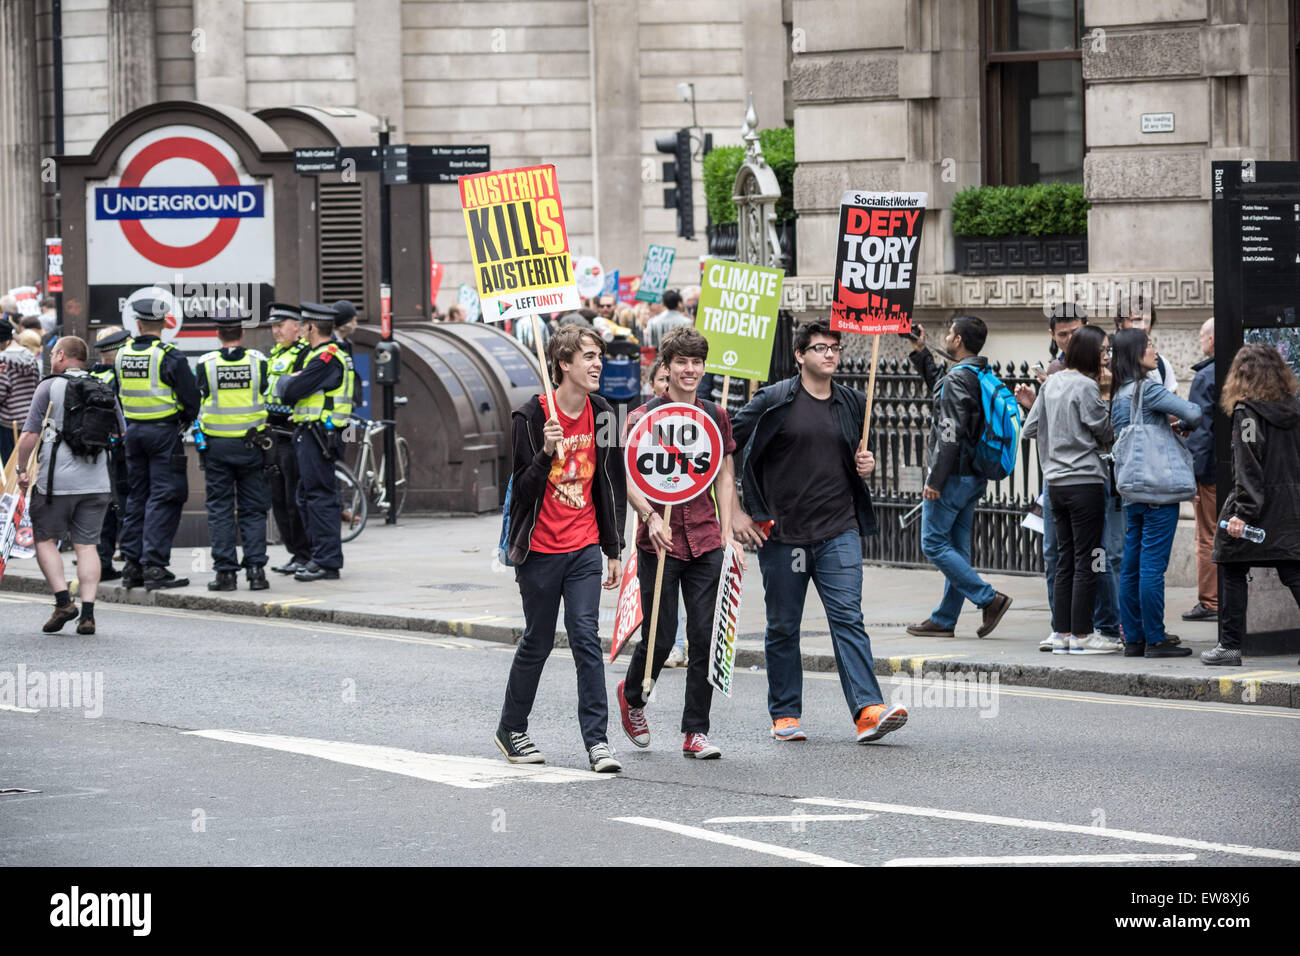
top-left (1110, 328), bottom-right (1201, 657)
top-left (1203, 344), bottom-right (1300, 666)
top-left (1023, 324), bottom-right (1115, 654)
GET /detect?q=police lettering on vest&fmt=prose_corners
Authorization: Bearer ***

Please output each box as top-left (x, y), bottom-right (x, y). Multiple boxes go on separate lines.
top-left (199, 350), bottom-right (267, 437)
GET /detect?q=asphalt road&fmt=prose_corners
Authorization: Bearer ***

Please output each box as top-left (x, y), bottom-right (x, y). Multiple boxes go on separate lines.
top-left (2, 591), bottom-right (1298, 868)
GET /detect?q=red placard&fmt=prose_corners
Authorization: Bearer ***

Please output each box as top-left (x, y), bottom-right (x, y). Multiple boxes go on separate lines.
top-left (429, 253), bottom-right (444, 305)
top-left (609, 549), bottom-right (642, 663)
top-left (45, 238), bottom-right (63, 293)
top-left (624, 402), bottom-right (723, 506)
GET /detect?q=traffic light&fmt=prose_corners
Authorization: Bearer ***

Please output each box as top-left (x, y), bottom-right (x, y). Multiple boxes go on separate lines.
top-left (655, 128), bottom-right (694, 240)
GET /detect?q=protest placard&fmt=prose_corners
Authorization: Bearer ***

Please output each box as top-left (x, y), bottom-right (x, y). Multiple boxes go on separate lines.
top-left (609, 549), bottom-right (642, 663)
top-left (697, 258), bottom-right (783, 382)
top-left (706, 543), bottom-right (744, 697)
top-left (574, 256), bottom-right (604, 300)
top-left (458, 164), bottom-right (580, 323)
top-left (635, 245), bottom-right (675, 303)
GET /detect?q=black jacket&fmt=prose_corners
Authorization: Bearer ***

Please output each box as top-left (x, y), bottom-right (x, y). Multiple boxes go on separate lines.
top-left (1214, 398), bottom-right (1300, 564)
top-left (730, 374), bottom-right (877, 538)
top-left (507, 393), bottom-right (626, 565)
top-left (908, 349), bottom-right (987, 489)
top-left (1186, 357), bottom-right (1217, 486)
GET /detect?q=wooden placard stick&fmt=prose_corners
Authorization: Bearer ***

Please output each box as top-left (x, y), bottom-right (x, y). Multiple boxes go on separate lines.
top-left (642, 503), bottom-right (672, 696)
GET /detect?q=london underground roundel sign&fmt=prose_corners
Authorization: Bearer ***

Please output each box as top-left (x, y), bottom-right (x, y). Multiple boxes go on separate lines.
top-left (625, 402), bottom-right (724, 506)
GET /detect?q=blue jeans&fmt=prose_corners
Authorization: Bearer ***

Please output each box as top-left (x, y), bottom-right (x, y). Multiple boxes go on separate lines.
top-left (1093, 485), bottom-right (1124, 634)
top-left (1119, 502), bottom-right (1180, 645)
top-left (921, 474), bottom-right (996, 627)
top-left (757, 530), bottom-right (884, 721)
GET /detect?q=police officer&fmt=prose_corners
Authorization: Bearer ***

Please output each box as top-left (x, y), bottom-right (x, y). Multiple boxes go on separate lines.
top-left (115, 298), bottom-right (200, 590)
top-left (196, 307), bottom-right (272, 591)
top-left (264, 302), bottom-right (313, 574)
top-left (275, 302), bottom-right (352, 582)
top-left (332, 299), bottom-right (364, 410)
top-left (89, 326), bottom-right (130, 581)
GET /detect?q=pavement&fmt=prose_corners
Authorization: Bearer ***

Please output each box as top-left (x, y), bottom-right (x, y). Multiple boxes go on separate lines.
top-left (3, 515), bottom-right (1299, 709)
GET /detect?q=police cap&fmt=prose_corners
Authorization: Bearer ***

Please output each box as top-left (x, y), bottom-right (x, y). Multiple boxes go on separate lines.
top-left (299, 301), bottom-right (337, 324)
top-left (129, 297), bottom-right (170, 323)
top-left (94, 328), bottom-right (131, 351)
top-left (212, 302), bottom-right (250, 325)
top-left (267, 302), bottom-right (302, 324)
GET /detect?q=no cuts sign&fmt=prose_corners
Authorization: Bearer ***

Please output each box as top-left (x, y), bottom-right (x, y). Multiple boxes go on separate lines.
top-left (85, 124), bottom-right (275, 327)
top-left (624, 402), bottom-right (724, 505)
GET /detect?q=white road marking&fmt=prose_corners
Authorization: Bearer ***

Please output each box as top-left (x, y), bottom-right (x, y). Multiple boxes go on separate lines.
top-left (797, 797), bottom-right (1300, 863)
top-left (0, 704), bottom-right (39, 714)
top-left (612, 817), bottom-right (860, 867)
top-left (884, 853), bottom-right (1196, 866)
top-left (704, 813), bottom-right (876, 824)
top-left (185, 729), bottom-right (610, 789)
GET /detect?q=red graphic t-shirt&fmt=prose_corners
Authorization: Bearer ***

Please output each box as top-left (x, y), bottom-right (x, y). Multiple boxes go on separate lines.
top-left (529, 395), bottom-right (601, 554)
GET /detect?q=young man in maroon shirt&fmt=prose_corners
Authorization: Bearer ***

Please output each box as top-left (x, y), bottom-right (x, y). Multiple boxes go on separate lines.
top-left (617, 326), bottom-right (741, 759)
top-left (496, 325), bottom-right (627, 773)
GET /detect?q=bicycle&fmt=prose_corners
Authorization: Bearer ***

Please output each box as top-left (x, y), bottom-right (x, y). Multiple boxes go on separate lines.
top-left (267, 424), bottom-right (368, 543)
top-left (343, 395), bottom-right (410, 518)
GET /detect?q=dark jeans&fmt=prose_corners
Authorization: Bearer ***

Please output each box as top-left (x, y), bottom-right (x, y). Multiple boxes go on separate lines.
top-left (1049, 482), bottom-right (1106, 636)
top-left (1045, 483), bottom-right (1122, 633)
top-left (921, 473), bottom-right (995, 627)
top-left (97, 448), bottom-right (128, 567)
top-left (0, 424), bottom-right (14, 468)
top-left (757, 530), bottom-right (884, 721)
top-left (1219, 562), bottom-right (1300, 650)
top-left (121, 420), bottom-right (188, 568)
top-left (205, 436), bottom-right (270, 571)
top-left (623, 546), bottom-right (722, 734)
top-left (500, 544), bottom-right (608, 748)
top-left (269, 430), bottom-right (310, 563)
top-left (1120, 502), bottom-right (1180, 644)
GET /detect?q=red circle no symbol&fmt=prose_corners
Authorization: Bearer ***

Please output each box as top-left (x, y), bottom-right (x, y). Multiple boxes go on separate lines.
top-left (625, 402), bottom-right (724, 506)
top-left (118, 137), bottom-right (241, 268)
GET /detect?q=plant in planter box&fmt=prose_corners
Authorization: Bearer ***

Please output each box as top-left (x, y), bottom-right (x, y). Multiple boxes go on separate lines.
top-left (952, 183), bottom-right (1089, 274)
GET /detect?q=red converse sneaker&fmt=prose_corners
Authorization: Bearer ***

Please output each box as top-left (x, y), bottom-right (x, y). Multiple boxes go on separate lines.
top-left (682, 733), bottom-right (721, 759)
top-left (617, 679), bottom-right (649, 748)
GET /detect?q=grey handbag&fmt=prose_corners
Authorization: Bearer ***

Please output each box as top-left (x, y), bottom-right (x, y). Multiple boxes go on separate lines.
top-left (1113, 380), bottom-right (1197, 505)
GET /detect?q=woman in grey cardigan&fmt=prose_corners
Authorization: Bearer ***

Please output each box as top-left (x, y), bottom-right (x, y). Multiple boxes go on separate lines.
top-left (1023, 326), bottom-right (1115, 655)
top-left (1110, 329), bottom-right (1202, 658)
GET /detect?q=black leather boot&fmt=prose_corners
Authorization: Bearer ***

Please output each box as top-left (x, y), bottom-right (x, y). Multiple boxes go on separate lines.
top-left (207, 570), bottom-right (238, 592)
top-left (246, 565), bottom-right (269, 591)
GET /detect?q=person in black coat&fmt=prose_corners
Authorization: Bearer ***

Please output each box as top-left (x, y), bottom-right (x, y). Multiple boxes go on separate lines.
top-left (1183, 318), bottom-right (1219, 622)
top-left (1203, 343), bottom-right (1300, 666)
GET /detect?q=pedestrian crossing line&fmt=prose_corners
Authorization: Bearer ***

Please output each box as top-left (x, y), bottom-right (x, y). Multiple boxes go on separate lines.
top-left (185, 729), bottom-right (612, 789)
top-left (611, 817), bottom-right (860, 867)
top-left (795, 797), bottom-right (1300, 863)
top-left (0, 704), bottom-right (40, 714)
top-left (884, 853), bottom-right (1197, 866)
top-left (704, 813), bottom-right (877, 824)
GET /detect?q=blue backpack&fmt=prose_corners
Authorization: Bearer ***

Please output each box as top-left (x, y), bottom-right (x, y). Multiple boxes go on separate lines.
top-left (497, 473), bottom-right (515, 567)
top-left (949, 363), bottom-right (1021, 481)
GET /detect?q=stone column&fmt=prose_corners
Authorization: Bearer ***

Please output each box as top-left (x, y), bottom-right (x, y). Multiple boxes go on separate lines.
top-left (108, 0), bottom-right (157, 121)
top-left (590, 0), bottom-right (641, 274)
top-left (0, 0), bottom-right (43, 286)
top-left (192, 0), bottom-right (245, 106)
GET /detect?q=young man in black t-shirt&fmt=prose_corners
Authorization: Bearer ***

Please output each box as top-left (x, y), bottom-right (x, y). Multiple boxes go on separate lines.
top-left (731, 322), bottom-right (907, 744)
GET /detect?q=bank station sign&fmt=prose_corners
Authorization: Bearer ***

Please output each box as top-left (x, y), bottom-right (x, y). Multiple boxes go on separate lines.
top-left (85, 124), bottom-right (275, 323)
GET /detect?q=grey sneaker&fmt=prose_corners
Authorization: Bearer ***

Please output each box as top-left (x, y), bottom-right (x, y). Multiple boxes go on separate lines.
top-left (587, 742), bottom-right (622, 773)
top-left (1201, 644), bottom-right (1242, 666)
top-left (493, 727), bottom-right (545, 764)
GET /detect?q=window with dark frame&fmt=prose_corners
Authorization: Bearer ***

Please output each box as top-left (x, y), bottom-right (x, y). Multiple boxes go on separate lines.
top-left (982, 0), bottom-right (1086, 186)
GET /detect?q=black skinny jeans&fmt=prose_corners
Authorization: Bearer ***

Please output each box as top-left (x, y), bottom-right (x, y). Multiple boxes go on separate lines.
top-left (1049, 482), bottom-right (1107, 636)
top-left (1219, 561), bottom-right (1300, 650)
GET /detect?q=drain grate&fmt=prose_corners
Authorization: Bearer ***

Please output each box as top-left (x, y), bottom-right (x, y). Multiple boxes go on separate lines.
top-left (419, 582), bottom-right (496, 593)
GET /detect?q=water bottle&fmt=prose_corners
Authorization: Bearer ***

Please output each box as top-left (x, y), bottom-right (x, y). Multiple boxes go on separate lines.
top-left (191, 421), bottom-right (207, 453)
top-left (1220, 519), bottom-right (1266, 543)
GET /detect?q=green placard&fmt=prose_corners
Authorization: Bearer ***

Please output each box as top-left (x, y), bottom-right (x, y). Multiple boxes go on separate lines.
top-left (698, 258), bottom-right (784, 380)
top-left (635, 244), bottom-right (676, 303)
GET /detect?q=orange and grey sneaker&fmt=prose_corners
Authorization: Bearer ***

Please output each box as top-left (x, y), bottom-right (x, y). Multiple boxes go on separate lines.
top-left (856, 704), bottom-right (908, 743)
top-left (770, 717), bottom-right (807, 741)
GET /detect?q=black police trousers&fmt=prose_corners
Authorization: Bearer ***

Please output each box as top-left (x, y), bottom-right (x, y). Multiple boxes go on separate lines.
top-left (121, 420), bottom-right (188, 568)
top-left (97, 446), bottom-right (129, 567)
top-left (204, 436), bottom-right (270, 572)
top-left (294, 426), bottom-right (343, 570)
top-left (268, 429), bottom-right (310, 564)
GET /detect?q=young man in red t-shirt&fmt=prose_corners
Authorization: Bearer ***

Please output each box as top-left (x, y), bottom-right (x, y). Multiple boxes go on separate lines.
top-left (496, 325), bottom-right (627, 773)
top-left (618, 326), bottom-right (741, 759)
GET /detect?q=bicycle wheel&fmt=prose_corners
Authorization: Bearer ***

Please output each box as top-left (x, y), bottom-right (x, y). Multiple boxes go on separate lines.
top-left (336, 463), bottom-right (368, 542)
top-left (378, 436), bottom-right (411, 517)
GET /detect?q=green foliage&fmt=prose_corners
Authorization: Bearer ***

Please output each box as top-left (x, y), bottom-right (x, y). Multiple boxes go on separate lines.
top-left (702, 127), bottom-right (796, 225)
top-left (951, 183), bottom-right (1089, 237)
